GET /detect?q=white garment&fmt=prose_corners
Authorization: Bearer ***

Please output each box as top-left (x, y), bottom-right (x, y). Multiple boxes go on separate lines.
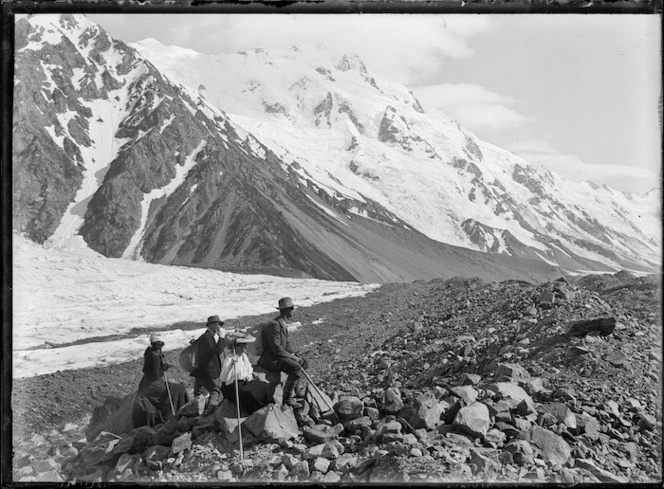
top-left (220, 352), bottom-right (253, 385)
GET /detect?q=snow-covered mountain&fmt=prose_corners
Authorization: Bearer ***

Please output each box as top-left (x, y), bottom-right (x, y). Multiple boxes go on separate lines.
top-left (12, 14), bottom-right (659, 284)
top-left (131, 39), bottom-right (661, 273)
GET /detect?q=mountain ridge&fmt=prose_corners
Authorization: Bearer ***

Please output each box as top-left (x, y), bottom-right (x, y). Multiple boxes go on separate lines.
top-left (12, 14), bottom-right (660, 283)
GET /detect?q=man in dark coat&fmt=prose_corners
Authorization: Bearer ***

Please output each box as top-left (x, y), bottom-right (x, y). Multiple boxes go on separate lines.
top-left (192, 315), bottom-right (225, 409)
top-left (257, 297), bottom-right (308, 407)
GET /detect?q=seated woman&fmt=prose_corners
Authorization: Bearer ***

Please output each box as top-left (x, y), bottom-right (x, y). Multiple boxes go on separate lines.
top-left (133, 333), bottom-right (189, 427)
top-left (220, 331), bottom-right (274, 414)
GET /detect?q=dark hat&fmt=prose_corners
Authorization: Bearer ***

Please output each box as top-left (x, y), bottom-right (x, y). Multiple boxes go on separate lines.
top-left (207, 315), bottom-right (224, 326)
top-left (276, 297), bottom-right (296, 310)
top-left (225, 330), bottom-right (256, 344)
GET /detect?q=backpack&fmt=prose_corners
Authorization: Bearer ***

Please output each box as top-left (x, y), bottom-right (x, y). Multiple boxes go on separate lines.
top-left (245, 321), bottom-right (270, 365)
top-left (178, 337), bottom-right (200, 373)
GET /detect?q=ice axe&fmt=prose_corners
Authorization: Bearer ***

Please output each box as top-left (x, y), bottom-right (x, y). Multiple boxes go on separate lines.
top-left (162, 371), bottom-right (177, 417)
top-left (232, 345), bottom-right (244, 461)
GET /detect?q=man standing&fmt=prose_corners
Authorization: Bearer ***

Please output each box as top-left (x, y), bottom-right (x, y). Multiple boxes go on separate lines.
top-left (258, 297), bottom-right (308, 407)
top-left (192, 315), bottom-right (225, 410)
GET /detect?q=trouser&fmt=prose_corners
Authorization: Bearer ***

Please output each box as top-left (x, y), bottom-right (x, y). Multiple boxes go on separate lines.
top-left (279, 357), bottom-right (308, 403)
top-left (194, 377), bottom-right (222, 406)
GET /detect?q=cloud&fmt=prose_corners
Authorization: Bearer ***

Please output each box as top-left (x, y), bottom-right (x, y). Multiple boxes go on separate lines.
top-left (413, 83), bottom-right (533, 132)
top-left (156, 14), bottom-right (492, 85)
top-left (509, 139), bottom-right (659, 194)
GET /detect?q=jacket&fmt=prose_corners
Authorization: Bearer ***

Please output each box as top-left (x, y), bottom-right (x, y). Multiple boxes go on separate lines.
top-left (257, 316), bottom-right (295, 370)
top-left (192, 329), bottom-right (223, 380)
top-left (139, 347), bottom-right (168, 392)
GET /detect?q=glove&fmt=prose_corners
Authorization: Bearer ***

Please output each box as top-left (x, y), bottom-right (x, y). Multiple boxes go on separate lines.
top-left (162, 363), bottom-right (171, 371)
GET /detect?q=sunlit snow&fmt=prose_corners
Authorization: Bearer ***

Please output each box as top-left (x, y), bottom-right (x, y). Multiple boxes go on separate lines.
top-left (13, 233), bottom-right (379, 379)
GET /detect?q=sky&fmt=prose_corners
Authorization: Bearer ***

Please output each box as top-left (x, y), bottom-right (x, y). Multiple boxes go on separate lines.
top-left (87, 14), bottom-right (662, 194)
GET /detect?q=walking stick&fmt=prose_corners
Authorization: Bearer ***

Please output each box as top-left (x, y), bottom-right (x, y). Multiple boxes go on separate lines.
top-left (301, 368), bottom-right (334, 413)
top-left (162, 371), bottom-right (177, 417)
top-left (233, 345), bottom-right (244, 461)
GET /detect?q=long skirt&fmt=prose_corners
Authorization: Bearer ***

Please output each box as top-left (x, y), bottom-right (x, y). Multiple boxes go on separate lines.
top-left (133, 380), bottom-right (189, 427)
top-left (221, 379), bottom-right (274, 414)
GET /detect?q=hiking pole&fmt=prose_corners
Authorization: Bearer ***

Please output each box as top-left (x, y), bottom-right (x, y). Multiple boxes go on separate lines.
top-left (233, 345), bottom-right (244, 461)
top-left (162, 371), bottom-right (177, 417)
top-left (301, 368), bottom-right (334, 413)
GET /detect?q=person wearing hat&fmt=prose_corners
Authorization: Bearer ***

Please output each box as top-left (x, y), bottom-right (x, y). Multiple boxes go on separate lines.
top-left (191, 315), bottom-right (226, 410)
top-left (133, 332), bottom-right (189, 427)
top-left (220, 330), bottom-right (273, 413)
top-left (257, 297), bottom-right (309, 407)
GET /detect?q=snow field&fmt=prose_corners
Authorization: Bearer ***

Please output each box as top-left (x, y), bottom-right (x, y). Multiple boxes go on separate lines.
top-left (12, 233), bottom-right (379, 378)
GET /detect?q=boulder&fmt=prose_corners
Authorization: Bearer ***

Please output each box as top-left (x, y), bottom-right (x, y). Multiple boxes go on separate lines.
top-left (243, 404), bottom-right (300, 443)
top-left (13, 454), bottom-right (33, 469)
top-left (303, 426), bottom-right (337, 444)
top-left (529, 426), bottom-right (571, 466)
top-left (638, 413), bottom-right (657, 431)
top-left (144, 445), bottom-right (170, 470)
top-left (453, 402), bottom-right (491, 438)
top-left (565, 316), bottom-right (616, 338)
top-left (281, 453), bottom-right (299, 470)
top-left (496, 363), bottom-right (531, 382)
top-left (35, 470), bottom-right (65, 482)
top-left (322, 471), bottom-right (341, 482)
top-left (518, 377), bottom-right (544, 395)
top-left (216, 400), bottom-right (249, 443)
top-left (307, 440), bottom-right (344, 460)
top-left (605, 350), bottom-right (627, 366)
top-left (365, 407), bottom-right (380, 420)
top-left (575, 459), bottom-right (628, 483)
top-left (334, 396), bottom-right (364, 421)
top-left (14, 466), bottom-right (34, 479)
top-left (86, 393), bottom-right (136, 442)
top-left (537, 290), bottom-right (555, 308)
top-left (504, 440), bottom-right (534, 466)
top-left (486, 383), bottom-right (532, 404)
top-left (468, 448), bottom-right (499, 474)
top-left (333, 453), bottom-right (358, 473)
top-left (460, 373), bottom-right (481, 386)
top-left (484, 428), bottom-right (507, 447)
top-left (380, 388), bottom-right (404, 415)
top-left (398, 393), bottom-right (445, 429)
top-left (450, 386), bottom-right (478, 405)
top-left (604, 400), bottom-right (620, 417)
top-left (170, 432), bottom-right (192, 454)
top-left (114, 453), bottom-right (134, 474)
top-left (312, 457), bottom-right (330, 473)
top-left (347, 416), bottom-right (372, 435)
top-left (291, 460), bottom-right (310, 478)
top-left (576, 413), bottom-right (601, 440)
top-left (31, 458), bottom-right (60, 473)
top-left (376, 419), bottom-right (402, 437)
top-left (541, 403), bottom-right (577, 430)
top-left (111, 436), bottom-right (134, 455)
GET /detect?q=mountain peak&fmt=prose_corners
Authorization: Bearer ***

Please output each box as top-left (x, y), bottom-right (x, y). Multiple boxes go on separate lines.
top-left (335, 53), bottom-right (368, 74)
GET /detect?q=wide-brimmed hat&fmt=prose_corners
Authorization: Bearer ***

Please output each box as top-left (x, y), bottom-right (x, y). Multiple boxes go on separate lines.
top-left (207, 315), bottom-right (225, 326)
top-left (225, 330), bottom-right (256, 344)
top-left (149, 333), bottom-right (164, 344)
top-left (276, 297), bottom-right (296, 310)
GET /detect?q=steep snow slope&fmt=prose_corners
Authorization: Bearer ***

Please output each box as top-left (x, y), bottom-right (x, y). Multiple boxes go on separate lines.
top-left (132, 40), bottom-right (660, 272)
top-left (14, 14), bottom-right (570, 284)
